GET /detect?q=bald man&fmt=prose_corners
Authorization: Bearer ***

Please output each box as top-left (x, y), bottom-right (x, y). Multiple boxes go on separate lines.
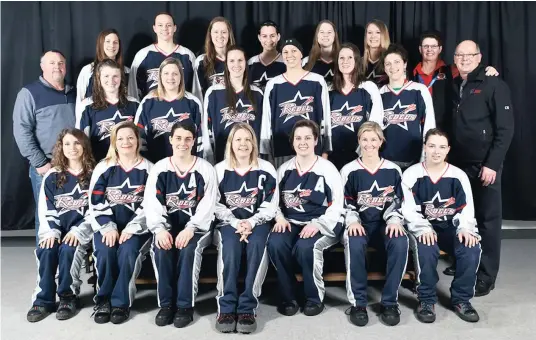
top-left (13, 50), bottom-right (76, 243)
top-left (448, 40), bottom-right (514, 297)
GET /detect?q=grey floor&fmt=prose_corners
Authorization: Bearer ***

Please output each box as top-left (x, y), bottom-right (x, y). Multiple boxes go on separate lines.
top-left (2, 238), bottom-right (536, 340)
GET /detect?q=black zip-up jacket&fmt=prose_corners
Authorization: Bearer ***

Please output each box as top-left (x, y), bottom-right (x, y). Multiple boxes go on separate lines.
top-left (449, 65), bottom-right (514, 171)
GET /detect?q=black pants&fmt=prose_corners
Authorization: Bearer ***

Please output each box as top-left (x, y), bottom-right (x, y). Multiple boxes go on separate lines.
top-left (457, 163), bottom-right (503, 285)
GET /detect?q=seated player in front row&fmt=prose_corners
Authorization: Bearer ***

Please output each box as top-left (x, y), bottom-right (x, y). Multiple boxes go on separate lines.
top-left (27, 128), bottom-right (96, 323)
top-left (144, 120), bottom-right (217, 329)
top-left (339, 122), bottom-right (408, 327)
top-left (88, 121), bottom-right (153, 325)
top-left (267, 120), bottom-right (345, 317)
top-left (213, 123), bottom-right (279, 334)
top-left (401, 128), bottom-right (482, 323)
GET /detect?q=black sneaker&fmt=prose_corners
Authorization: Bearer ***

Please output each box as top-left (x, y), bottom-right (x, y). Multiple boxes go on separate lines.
top-left (155, 306), bottom-right (175, 326)
top-left (27, 305), bottom-right (51, 323)
top-left (443, 265), bottom-right (456, 276)
top-left (277, 300), bottom-right (299, 316)
top-left (236, 313), bottom-right (257, 334)
top-left (380, 305), bottom-right (401, 326)
top-left (454, 302), bottom-right (480, 322)
top-left (416, 302), bottom-right (436, 323)
top-left (475, 279), bottom-right (495, 297)
top-left (174, 308), bottom-right (194, 328)
top-left (56, 295), bottom-right (78, 320)
top-left (92, 300), bottom-right (111, 324)
top-left (215, 313), bottom-right (237, 333)
top-left (347, 306), bottom-right (368, 327)
top-left (110, 307), bottom-right (130, 324)
top-left (303, 301), bottom-right (324, 316)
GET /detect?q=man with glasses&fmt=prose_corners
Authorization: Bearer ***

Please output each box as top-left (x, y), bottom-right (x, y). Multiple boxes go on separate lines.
top-left (449, 40), bottom-right (514, 298)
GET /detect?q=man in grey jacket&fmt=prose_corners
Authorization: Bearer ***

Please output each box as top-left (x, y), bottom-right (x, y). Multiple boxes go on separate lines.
top-left (13, 50), bottom-right (77, 242)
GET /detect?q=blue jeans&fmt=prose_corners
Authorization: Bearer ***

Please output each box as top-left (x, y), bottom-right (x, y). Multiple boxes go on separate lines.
top-left (29, 165), bottom-right (44, 246)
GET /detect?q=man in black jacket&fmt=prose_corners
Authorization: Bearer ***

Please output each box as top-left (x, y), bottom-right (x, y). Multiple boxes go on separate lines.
top-left (449, 40), bottom-right (514, 297)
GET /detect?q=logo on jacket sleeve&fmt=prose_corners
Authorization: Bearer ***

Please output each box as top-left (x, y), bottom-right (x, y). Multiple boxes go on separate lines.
top-left (423, 192), bottom-right (458, 221)
top-left (220, 99), bottom-right (256, 129)
top-left (279, 91), bottom-right (314, 123)
top-left (151, 108), bottom-right (191, 138)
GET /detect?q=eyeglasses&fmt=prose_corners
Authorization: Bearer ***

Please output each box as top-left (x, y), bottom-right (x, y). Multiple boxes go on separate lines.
top-left (421, 45), bottom-right (439, 50)
top-left (454, 53), bottom-right (480, 59)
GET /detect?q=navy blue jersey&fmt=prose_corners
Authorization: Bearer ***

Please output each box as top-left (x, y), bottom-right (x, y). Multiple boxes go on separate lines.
top-left (303, 57), bottom-right (335, 87)
top-left (89, 158), bottom-right (153, 234)
top-left (379, 81), bottom-right (436, 165)
top-left (247, 53), bottom-right (286, 91)
top-left (194, 54), bottom-right (226, 100)
top-left (37, 168), bottom-right (93, 244)
top-left (76, 97), bottom-right (140, 161)
top-left (261, 73), bottom-right (332, 158)
top-left (277, 156), bottom-right (345, 237)
top-left (128, 44), bottom-right (197, 101)
top-left (134, 91), bottom-right (203, 163)
top-left (214, 158), bottom-right (278, 228)
top-left (401, 162), bottom-right (480, 239)
top-left (340, 158), bottom-right (403, 226)
top-left (366, 60), bottom-right (388, 87)
top-left (329, 81), bottom-right (385, 154)
top-left (203, 84), bottom-right (264, 164)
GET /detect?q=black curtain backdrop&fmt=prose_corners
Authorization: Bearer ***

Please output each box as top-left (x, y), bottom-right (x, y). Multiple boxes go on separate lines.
top-left (2, 1), bottom-right (535, 230)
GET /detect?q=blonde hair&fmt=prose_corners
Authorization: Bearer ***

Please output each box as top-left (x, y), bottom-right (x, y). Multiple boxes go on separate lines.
top-left (362, 20), bottom-right (391, 71)
top-left (104, 121), bottom-right (142, 164)
top-left (224, 123), bottom-right (259, 169)
top-left (357, 121), bottom-right (385, 143)
top-left (152, 57), bottom-right (185, 100)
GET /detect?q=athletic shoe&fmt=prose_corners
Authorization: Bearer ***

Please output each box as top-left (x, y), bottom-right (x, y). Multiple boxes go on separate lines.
top-left (416, 302), bottom-right (436, 323)
top-left (348, 306), bottom-right (368, 327)
top-left (454, 302), bottom-right (480, 322)
top-left (277, 300), bottom-right (299, 316)
top-left (443, 265), bottom-right (456, 276)
top-left (110, 307), bottom-right (130, 324)
top-left (380, 305), bottom-right (401, 326)
top-left (236, 313), bottom-right (257, 334)
top-left (174, 308), bottom-right (194, 328)
top-left (27, 305), bottom-right (51, 323)
top-left (56, 295), bottom-right (78, 320)
top-left (303, 301), bottom-right (324, 316)
top-left (92, 300), bottom-right (111, 324)
top-left (215, 313), bottom-right (237, 333)
top-left (155, 306), bottom-right (175, 326)
top-left (474, 279), bottom-right (495, 297)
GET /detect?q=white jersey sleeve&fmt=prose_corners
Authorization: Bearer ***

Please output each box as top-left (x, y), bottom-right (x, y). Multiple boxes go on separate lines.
top-left (185, 159), bottom-right (217, 232)
top-left (76, 63), bottom-right (93, 114)
top-left (401, 165), bottom-right (434, 237)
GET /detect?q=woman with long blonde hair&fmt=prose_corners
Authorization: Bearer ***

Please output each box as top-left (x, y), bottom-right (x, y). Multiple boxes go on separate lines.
top-left (303, 20), bottom-right (340, 86)
top-left (212, 123), bottom-right (278, 334)
top-left (88, 121), bottom-right (153, 325)
top-left (362, 19), bottom-right (391, 87)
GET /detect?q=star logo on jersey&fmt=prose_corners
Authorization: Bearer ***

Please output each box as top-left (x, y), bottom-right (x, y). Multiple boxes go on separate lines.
top-left (423, 192), bottom-right (457, 221)
top-left (253, 72), bottom-right (271, 87)
top-left (166, 183), bottom-right (198, 216)
top-left (105, 178), bottom-right (145, 212)
top-left (356, 181), bottom-right (395, 212)
top-left (383, 100), bottom-right (418, 130)
top-left (224, 182), bottom-right (259, 213)
top-left (54, 184), bottom-right (89, 216)
top-left (220, 99), bottom-right (256, 129)
top-left (151, 108), bottom-right (191, 138)
top-left (325, 69), bottom-right (334, 78)
top-left (209, 72), bottom-right (225, 86)
top-left (279, 91), bottom-right (314, 123)
top-left (97, 111), bottom-right (134, 140)
top-left (331, 101), bottom-right (365, 131)
top-left (282, 183), bottom-right (312, 212)
top-left (147, 68), bottom-right (160, 90)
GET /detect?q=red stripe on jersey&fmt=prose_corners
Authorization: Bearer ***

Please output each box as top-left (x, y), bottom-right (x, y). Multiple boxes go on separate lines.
top-left (137, 123), bottom-right (145, 129)
top-left (156, 190), bottom-right (161, 195)
top-left (455, 204), bottom-right (466, 211)
top-left (93, 190), bottom-right (105, 195)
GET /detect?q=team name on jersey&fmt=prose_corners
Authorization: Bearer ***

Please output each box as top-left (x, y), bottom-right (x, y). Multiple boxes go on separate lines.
top-left (283, 188), bottom-right (311, 209)
top-left (97, 113), bottom-right (134, 140)
top-left (166, 188), bottom-right (198, 212)
top-left (151, 113), bottom-right (191, 136)
top-left (106, 186), bottom-right (145, 205)
top-left (384, 104), bottom-right (417, 125)
top-left (357, 185), bottom-right (394, 207)
top-left (331, 105), bottom-right (364, 126)
top-left (55, 193), bottom-right (88, 213)
top-left (279, 91), bottom-right (314, 122)
top-left (220, 102), bottom-right (256, 128)
top-left (225, 188), bottom-right (259, 209)
top-left (424, 197), bottom-right (457, 219)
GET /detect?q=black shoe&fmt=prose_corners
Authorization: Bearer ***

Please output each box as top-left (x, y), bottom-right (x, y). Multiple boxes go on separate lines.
top-left (454, 302), bottom-right (480, 322)
top-left (215, 313), bottom-right (237, 333)
top-left (174, 308), bottom-right (194, 328)
top-left (347, 306), bottom-right (368, 327)
top-left (380, 305), bottom-right (401, 326)
top-left (110, 307), bottom-right (130, 324)
top-left (443, 265), bottom-right (456, 276)
top-left (475, 279), bottom-right (495, 297)
top-left (303, 301), bottom-right (324, 316)
top-left (155, 306), bottom-right (175, 326)
top-left (416, 302), bottom-right (436, 323)
top-left (27, 305), bottom-right (52, 323)
top-left (92, 300), bottom-right (111, 324)
top-left (236, 313), bottom-right (257, 334)
top-left (277, 300), bottom-right (299, 316)
top-left (56, 295), bottom-right (78, 320)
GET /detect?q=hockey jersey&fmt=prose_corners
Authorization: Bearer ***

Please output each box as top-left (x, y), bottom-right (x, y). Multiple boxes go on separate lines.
top-left (329, 81), bottom-right (384, 154)
top-left (247, 53), bottom-right (286, 90)
top-left (261, 72), bottom-right (332, 158)
top-left (143, 157), bottom-right (218, 234)
top-left (379, 80), bottom-right (436, 165)
top-left (366, 60), bottom-right (388, 87)
top-left (303, 57), bottom-right (335, 86)
top-left (401, 162), bottom-right (480, 239)
top-left (277, 156), bottom-right (345, 237)
top-left (37, 168), bottom-right (93, 245)
top-left (128, 44), bottom-right (197, 101)
top-left (194, 54), bottom-right (226, 99)
top-left (214, 158), bottom-right (278, 228)
top-left (203, 84), bottom-right (264, 164)
top-left (340, 158), bottom-right (403, 226)
top-left (134, 91), bottom-right (203, 163)
top-left (76, 63), bottom-right (131, 113)
top-left (76, 97), bottom-right (140, 162)
top-left (89, 158), bottom-right (153, 235)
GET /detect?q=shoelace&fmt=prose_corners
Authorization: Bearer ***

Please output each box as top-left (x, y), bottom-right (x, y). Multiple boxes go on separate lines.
top-left (458, 303), bottom-right (474, 312)
top-left (384, 305), bottom-right (401, 314)
top-left (91, 301), bottom-right (109, 318)
top-left (420, 303), bottom-right (434, 313)
top-left (344, 306), bottom-right (367, 315)
top-left (238, 313), bottom-right (255, 321)
top-left (218, 313), bottom-right (236, 323)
